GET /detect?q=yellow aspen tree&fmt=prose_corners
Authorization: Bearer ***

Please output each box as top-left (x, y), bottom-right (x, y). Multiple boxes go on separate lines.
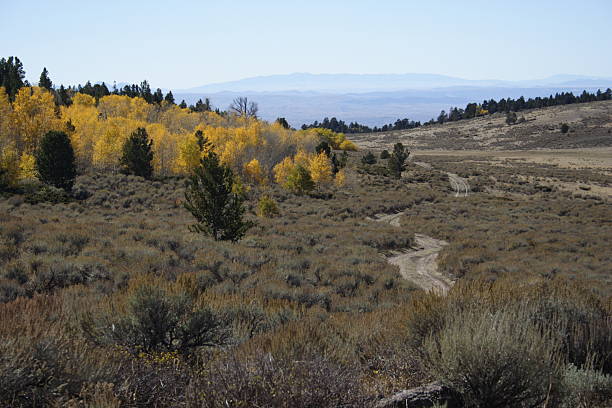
top-left (0, 147), bottom-right (20, 187)
top-left (71, 93), bottom-right (96, 107)
top-left (244, 158), bottom-right (265, 184)
top-left (98, 94), bottom-right (132, 118)
top-left (11, 87), bottom-right (59, 153)
top-left (175, 137), bottom-right (202, 174)
top-left (308, 151), bottom-right (333, 186)
top-left (18, 152), bottom-right (37, 180)
top-left (92, 122), bottom-right (124, 171)
top-left (293, 149), bottom-right (311, 168)
top-left (334, 169), bottom-right (346, 187)
top-left (273, 156), bottom-right (295, 185)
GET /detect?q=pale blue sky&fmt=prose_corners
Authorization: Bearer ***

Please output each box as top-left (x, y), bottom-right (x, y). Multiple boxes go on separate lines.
top-left (2, 0), bottom-right (611, 89)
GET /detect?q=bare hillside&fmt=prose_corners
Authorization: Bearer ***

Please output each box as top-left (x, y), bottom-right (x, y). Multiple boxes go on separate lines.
top-left (351, 100), bottom-right (612, 150)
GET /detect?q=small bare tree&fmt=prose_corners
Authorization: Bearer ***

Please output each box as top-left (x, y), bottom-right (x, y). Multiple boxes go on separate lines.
top-left (230, 96), bottom-right (258, 118)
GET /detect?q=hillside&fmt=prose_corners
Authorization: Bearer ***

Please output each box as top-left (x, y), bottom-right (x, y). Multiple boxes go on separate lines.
top-left (350, 100), bottom-right (612, 150)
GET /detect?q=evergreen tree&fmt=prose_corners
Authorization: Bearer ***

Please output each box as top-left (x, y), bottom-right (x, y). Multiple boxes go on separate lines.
top-left (0, 56), bottom-right (27, 101)
top-left (388, 143), bottom-right (409, 179)
top-left (195, 130), bottom-right (211, 152)
top-left (164, 91), bottom-right (175, 104)
top-left (153, 88), bottom-right (164, 104)
top-left (361, 151), bottom-right (377, 165)
top-left (120, 128), bottom-right (154, 179)
top-left (315, 141), bottom-right (331, 157)
top-left (184, 150), bottom-right (254, 242)
top-left (35, 130), bottom-right (77, 191)
top-left (275, 117), bottom-right (290, 129)
top-left (38, 67), bottom-right (53, 90)
top-left (179, 100), bottom-right (187, 109)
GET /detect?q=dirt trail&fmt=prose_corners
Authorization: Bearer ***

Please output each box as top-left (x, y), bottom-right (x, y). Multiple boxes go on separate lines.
top-left (369, 214), bottom-right (454, 293)
top-left (413, 161), bottom-right (470, 197)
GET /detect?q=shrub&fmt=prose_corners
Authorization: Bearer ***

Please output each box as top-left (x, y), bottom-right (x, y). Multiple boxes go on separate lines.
top-left (186, 353), bottom-right (371, 408)
top-left (284, 164), bottom-right (314, 195)
top-left (561, 364), bottom-right (612, 407)
top-left (380, 149), bottom-right (390, 159)
top-left (120, 127), bottom-right (154, 179)
top-left (561, 123), bottom-right (570, 133)
top-left (257, 194), bottom-right (280, 217)
top-left (83, 278), bottom-right (229, 354)
top-left (184, 150), bottom-right (255, 242)
top-left (361, 151), bottom-right (377, 165)
top-left (35, 130), bottom-right (77, 191)
top-left (506, 111), bottom-right (517, 125)
top-left (422, 307), bottom-right (561, 408)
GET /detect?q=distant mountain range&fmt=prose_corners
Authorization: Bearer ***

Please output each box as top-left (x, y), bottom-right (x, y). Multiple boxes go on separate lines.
top-left (169, 73), bottom-right (611, 127)
top-left (176, 73), bottom-right (612, 94)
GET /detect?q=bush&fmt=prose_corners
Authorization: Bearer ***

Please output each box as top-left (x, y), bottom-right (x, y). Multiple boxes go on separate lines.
top-left (561, 364), bottom-right (612, 407)
top-left (83, 278), bottom-right (229, 355)
top-left (257, 194), bottom-right (280, 217)
top-left (120, 127), bottom-right (154, 179)
top-left (361, 151), bottom-right (377, 165)
top-left (24, 184), bottom-right (71, 204)
top-left (35, 130), bottom-right (77, 191)
top-left (422, 307), bottom-right (561, 408)
top-left (380, 149), bottom-right (390, 159)
top-left (186, 353), bottom-right (371, 408)
top-left (284, 165), bottom-right (315, 195)
top-left (561, 123), bottom-right (570, 133)
top-left (506, 111), bottom-right (517, 125)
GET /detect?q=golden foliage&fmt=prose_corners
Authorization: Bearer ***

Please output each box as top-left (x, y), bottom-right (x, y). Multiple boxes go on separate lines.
top-left (1, 91), bottom-right (326, 182)
top-left (308, 152), bottom-right (333, 185)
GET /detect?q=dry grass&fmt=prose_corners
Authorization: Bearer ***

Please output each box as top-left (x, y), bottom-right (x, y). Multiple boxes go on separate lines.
top-left (0, 143), bottom-right (610, 405)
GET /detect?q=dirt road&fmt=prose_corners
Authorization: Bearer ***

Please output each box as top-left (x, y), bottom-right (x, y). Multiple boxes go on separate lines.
top-left (413, 161), bottom-right (470, 197)
top-left (369, 213), bottom-right (454, 293)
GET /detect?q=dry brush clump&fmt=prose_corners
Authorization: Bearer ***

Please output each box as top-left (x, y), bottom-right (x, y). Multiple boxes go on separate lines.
top-left (404, 278), bottom-right (612, 407)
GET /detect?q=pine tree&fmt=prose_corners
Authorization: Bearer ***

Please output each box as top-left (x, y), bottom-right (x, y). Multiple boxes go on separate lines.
top-left (184, 150), bottom-right (254, 242)
top-left (38, 67), bottom-right (53, 90)
top-left (275, 117), bottom-right (290, 129)
top-left (361, 151), bottom-right (377, 165)
top-left (164, 91), bottom-right (175, 104)
top-left (179, 100), bottom-right (187, 109)
top-left (388, 143), bottom-right (409, 178)
top-left (35, 130), bottom-right (77, 191)
top-left (120, 127), bottom-right (154, 179)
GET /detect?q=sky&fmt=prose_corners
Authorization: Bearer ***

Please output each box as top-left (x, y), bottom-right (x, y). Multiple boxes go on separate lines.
top-left (2, 0), bottom-right (611, 90)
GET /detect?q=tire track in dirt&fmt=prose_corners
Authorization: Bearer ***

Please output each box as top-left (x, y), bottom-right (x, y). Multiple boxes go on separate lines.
top-left (368, 213), bottom-right (454, 293)
top-left (413, 161), bottom-right (470, 197)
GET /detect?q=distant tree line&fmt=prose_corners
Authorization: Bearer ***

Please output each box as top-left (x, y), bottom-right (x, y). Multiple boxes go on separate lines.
top-left (0, 56), bottom-right (224, 114)
top-left (302, 88), bottom-right (612, 133)
top-left (301, 116), bottom-right (422, 134)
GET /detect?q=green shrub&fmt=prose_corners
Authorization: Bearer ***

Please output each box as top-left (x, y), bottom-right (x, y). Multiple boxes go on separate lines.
top-left (120, 127), bottom-right (154, 179)
top-left (380, 149), bottom-right (390, 159)
top-left (257, 194), bottom-right (280, 217)
top-left (423, 307), bottom-right (561, 408)
top-left (361, 151), bottom-right (377, 165)
top-left (24, 184), bottom-right (71, 204)
top-left (83, 279), bottom-right (229, 354)
top-left (561, 364), bottom-right (612, 407)
top-left (35, 130), bottom-right (77, 191)
top-left (561, 123), bottom-right (570, 133)
top-left (284, 164), bottom-right (314, 195)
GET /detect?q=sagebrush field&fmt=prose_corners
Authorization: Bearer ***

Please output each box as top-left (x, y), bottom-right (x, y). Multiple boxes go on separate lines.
top-left (1, 92), bottom-right (611, 407)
